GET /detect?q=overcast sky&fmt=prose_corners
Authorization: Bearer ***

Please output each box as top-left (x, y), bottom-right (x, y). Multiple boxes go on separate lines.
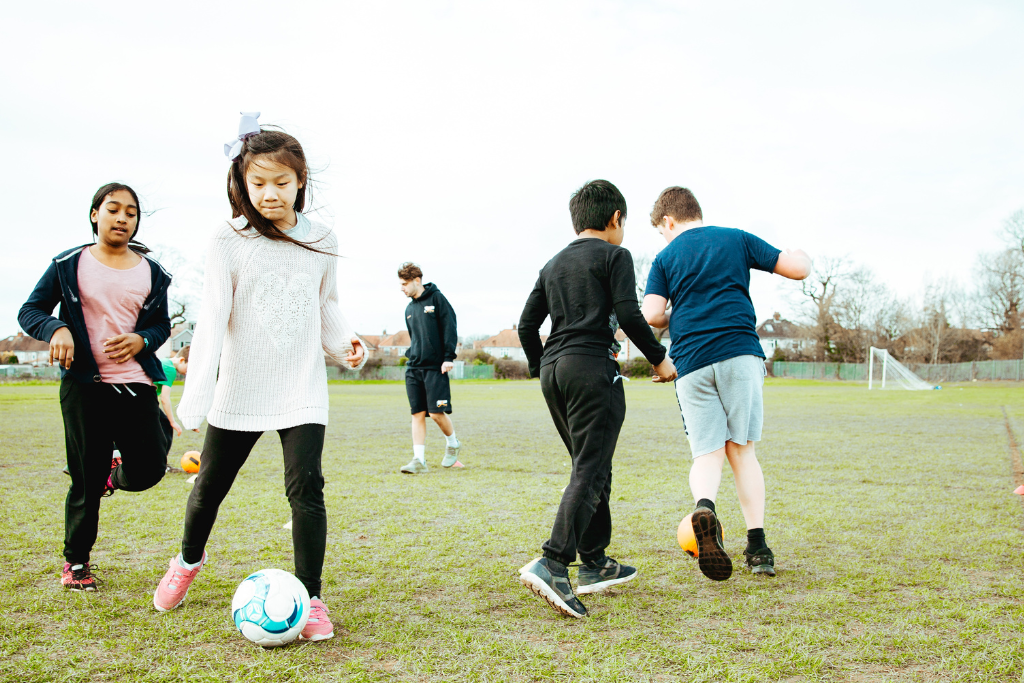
top-left (2, 1), bottom-right (1022, 341)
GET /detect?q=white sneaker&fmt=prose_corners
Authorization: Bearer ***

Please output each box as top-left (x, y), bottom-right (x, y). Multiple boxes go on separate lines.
top-left (400, 459), bottom-right (429, 474)
top-left (441, 440), bottom-right (462, 468)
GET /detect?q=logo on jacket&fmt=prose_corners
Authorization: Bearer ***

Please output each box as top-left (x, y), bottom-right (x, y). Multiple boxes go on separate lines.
top-left (424, 305), bottom-right (435, 313)
top-left (436, 399), bottom-right (448, 407)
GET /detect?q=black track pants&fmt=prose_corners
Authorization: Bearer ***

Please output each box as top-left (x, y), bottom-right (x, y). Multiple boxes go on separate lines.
top-left (181, 423), bottom-right (327, 598)
top-left (540, 355), bottom-right (626, 566)
top-left (60, 377), bottom-right (170, 564)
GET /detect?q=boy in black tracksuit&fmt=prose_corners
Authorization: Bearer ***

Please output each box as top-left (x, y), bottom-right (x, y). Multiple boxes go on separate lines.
top-left (517, 180), bottom-right (677, 618)
top-left (18, 183), bottom-right (172, 591)
top-left (397, 263), bottom-right (463, 474)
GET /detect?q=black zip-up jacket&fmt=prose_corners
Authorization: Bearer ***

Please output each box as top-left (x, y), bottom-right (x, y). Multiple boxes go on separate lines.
top-left (405, 283), bottom-right (457, 369)
top-left (18, 245), bottom-right (173, 385)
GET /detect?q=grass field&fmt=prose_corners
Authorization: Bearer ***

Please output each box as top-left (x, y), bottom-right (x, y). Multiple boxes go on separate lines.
top-left (1, 379), bottom-right (1022, 682)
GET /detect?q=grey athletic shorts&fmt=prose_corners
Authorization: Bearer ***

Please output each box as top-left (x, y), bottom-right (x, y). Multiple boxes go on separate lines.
top-left (674, 355), bottom-right (766, 458)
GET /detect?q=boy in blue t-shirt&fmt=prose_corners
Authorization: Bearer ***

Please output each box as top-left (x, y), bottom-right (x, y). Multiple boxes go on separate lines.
top-left (641, 186), bottom-right (811, 581)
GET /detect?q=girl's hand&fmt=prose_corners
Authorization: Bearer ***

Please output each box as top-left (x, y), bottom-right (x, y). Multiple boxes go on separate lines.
top-left (170, 421), bottom-right (183, 437)
top-left (104, 333), bottom-right (146, 363)
top-left (49, 327), bottom-right (75, 369)
top-left (346, 337), bottom-right (365, 368)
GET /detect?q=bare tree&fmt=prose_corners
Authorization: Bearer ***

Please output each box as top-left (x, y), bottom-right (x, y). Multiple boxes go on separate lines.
top-left (151, 244), bottom-right (204, 331)
top-left (976, 249), bottom-right (1024, 334)
top-left (1000, 208), bottom-right (1024, 254)
top-left (793, 255), bottom-right (847, 361)
top-left (912, 279), bottom-right (960, 364)
top-left (831, 266), bottom-right (888, 362)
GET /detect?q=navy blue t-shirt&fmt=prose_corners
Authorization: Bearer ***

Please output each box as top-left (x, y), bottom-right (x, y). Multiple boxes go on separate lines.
top-left (645, 226), bottom-right (781, 377)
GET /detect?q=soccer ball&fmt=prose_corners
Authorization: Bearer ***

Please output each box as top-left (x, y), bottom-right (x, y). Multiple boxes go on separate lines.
top-left (677, 512), bottom-right (725, 558)
top-left (231, 568), bottom-right (310, 647)
top-left (181, 451), bottom-right (201, 473)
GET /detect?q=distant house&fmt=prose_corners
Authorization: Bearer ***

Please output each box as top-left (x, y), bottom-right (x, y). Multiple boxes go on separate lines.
top-left (156, 321), bottom-right (196, 358)
top-left (0, 332), bottom-right (50, 365)
top-left (614, 328), bottom-right (671, 361)
top-left (756, 313), bottom-right (813, 357)
top-left (378, 330), bottom-right (412, 358)
top-left (473, 326), bottom-right (547, 362)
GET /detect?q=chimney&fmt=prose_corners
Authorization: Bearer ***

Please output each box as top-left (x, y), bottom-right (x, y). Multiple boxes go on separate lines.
top-left (513, 324), bottom-right (517, 331)
top-left (16, 331), bottom-right (24, 337)
top-left (773, 312), bottom-right (781, 321)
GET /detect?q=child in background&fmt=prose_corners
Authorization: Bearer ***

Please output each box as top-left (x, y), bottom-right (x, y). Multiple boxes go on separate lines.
top-left (154, 345), bottom-right (189, 471)
top-left (153, 113), bottom-right (366, 643)
top-left (517, 180), bottom-right (677, 618)
top-left (18, 182), bottom-right (173, 591)
top-left (641, 186), bottom-right (811, 580)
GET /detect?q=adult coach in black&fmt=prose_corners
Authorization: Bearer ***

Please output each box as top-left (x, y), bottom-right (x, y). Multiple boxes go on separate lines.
top-left (397, 262), bottom-right (463, 474)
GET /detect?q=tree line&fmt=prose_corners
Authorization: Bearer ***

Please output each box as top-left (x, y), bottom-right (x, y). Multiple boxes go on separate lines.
top-left (792, 210), bottom-right (1024, 364)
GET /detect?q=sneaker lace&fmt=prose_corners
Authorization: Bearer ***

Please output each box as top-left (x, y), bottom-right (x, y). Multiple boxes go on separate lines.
top-left (72, 563), bottom-right (100, 585)
top-left (308, 602), bottom-right (329, 623)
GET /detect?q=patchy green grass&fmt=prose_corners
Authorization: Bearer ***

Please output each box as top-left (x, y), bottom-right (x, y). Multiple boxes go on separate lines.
top-left (1, 379), bottom-right (1022, 682)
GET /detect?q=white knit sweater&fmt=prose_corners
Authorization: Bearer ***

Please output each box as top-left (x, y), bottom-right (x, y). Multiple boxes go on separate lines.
top-left (177, 216), bottom-right (366, 432)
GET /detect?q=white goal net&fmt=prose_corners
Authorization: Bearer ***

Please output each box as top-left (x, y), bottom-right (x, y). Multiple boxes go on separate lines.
top-left (868, 347), bottom-right (934, 390)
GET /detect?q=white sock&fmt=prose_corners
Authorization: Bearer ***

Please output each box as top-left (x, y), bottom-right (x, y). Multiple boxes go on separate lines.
top-left (445, 433), bottom-right (458, 447)
top-left (177, 553), bottom-right (201, 570)
top-left (413, 445), bottom-right (425, 463)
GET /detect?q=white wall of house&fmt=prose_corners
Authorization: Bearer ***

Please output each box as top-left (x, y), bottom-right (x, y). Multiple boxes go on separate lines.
top-left (482, 346), bottom-right (527, 361)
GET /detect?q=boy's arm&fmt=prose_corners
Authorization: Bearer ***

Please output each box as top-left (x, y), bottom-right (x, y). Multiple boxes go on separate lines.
top-left (518, 277), bottom-right (548, 379)
top-left (774, 249), bottom-right (812, 280)
top-left (436, 293), bottom-right (458, 366)
top-left (641, 295), bottom-right (670, 329)
top-left (158, 390), bottom-right (182, 436)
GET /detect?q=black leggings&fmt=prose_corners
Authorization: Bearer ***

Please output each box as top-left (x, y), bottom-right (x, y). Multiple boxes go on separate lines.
top-left (181, 423), bottom-right (327, 598)
top-left (60, 377), bottom-right (170, 564)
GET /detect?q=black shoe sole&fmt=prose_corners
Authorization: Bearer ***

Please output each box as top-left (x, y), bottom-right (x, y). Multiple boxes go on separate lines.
top-left (519, 571), bottom-right (587, 618)
top-left (692, 508), bottom-right (733, 581)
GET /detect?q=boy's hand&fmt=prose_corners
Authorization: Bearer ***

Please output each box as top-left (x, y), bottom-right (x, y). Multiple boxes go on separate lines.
top-left (441, 361), bottom-right (454, 374)
top-left (104, 333), bottom-right (145, 363)
top-left (652, 357), bottom-right (678, 383)
top-left (346, 337), bottom-right (365, 368)
top-left (49, 327), bottom-right (75, 369)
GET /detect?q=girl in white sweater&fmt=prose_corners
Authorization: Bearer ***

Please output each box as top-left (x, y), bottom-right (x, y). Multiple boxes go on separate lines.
top-left (153, 114), bottom-right (365, 642)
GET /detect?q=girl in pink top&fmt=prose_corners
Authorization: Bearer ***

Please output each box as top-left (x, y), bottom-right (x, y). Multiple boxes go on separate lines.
top-left (18, 183), bottom-right (174, 592)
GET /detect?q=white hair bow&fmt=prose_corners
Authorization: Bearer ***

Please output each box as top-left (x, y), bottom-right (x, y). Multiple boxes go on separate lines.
top-left (224, 111), bottom-right (261, 160)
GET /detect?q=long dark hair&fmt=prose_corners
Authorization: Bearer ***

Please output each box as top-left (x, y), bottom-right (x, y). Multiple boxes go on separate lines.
top-left (90, 182), bottom-right (151, 254)
top-left (226, 128), bottom-right (331, 255)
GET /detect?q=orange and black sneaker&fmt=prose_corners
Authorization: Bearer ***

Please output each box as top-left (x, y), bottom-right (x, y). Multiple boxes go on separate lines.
top-left (62, 563), bottom-right (98, 591)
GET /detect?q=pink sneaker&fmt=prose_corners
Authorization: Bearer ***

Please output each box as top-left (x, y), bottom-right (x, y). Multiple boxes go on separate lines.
top-left (299, 597), bottom-right (334, 641)
top-left (153, 552), bottom-right (206, 612)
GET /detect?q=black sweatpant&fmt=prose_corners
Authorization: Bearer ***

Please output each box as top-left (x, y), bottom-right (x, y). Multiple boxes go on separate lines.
top-left (540, 355), bottom-right (626, 566)
top-left (181, 423), bottom-right (327, 598)
top-left (60, 376), bottom-right (170, 564)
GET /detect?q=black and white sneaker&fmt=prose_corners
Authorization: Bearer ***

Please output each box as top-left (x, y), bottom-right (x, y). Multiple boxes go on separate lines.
top-left (692, 507), bottom-right (733, 581)
top-left (744, 546), bottom-right (776, 577)
top-left (576, 557), bottom-right (638, 595)
top-left (518, 557), bottom-right (587, 618)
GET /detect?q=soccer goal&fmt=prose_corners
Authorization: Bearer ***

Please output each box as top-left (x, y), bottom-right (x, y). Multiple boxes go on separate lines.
top-left (868, 347), bottom-right (934, 390)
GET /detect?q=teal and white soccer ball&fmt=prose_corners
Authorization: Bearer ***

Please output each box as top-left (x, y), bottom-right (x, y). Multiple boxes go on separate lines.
top-left (231, 568), bottom-right (310, 647)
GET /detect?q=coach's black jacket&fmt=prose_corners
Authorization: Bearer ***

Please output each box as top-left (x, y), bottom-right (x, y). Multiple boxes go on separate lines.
top-left (18, 245), bottom-right (172, 385)
top-left (405, 283), bottom-right (457, 369)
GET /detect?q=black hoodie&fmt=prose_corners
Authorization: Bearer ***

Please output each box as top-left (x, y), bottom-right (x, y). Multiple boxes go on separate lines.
top-left (405, 283), bottom-right (457, 369)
